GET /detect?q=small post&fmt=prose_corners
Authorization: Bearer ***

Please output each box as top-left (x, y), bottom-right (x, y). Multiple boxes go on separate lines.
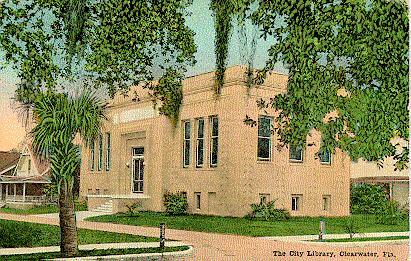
top-left (319, 220), bottom-right (326, 241)
top-left (160, 223), bottom-right (166, 249)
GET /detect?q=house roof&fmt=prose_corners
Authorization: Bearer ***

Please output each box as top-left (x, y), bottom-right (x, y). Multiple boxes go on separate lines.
top-left (26, 142), bottom-right (50, 176)
top-left (0, 174), bottom-right (51, 183)
top-left (0, 151), bottom-right (20, 173)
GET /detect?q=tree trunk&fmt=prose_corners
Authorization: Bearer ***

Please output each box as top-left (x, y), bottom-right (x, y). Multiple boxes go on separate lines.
top-left (59, 185), bottom-right (78, 257)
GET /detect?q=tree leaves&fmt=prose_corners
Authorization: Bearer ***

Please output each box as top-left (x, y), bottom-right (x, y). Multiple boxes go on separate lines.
top-left (254, 0), bottom-right (409, 169)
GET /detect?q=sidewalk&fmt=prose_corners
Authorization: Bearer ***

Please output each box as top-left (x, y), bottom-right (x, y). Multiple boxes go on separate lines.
top-left (262, 231), bottom-right (409, 242)
top-left (0, 241), bottom-right (188, 256)
top-left (0, 212), bottom-right (409, 260)
top-left (33, 211), bottom-right (111, 221)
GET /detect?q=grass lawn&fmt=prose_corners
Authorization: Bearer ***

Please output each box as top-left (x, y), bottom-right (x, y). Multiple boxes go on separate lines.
top-left (86, 212), bottom-right (409, 237)
top-left (314, 236), bottom-right (409, 243)
top-left (0, 219), bottom-right (158, 248)
top-left (1, 246), bottom-right (189, 260)
top-left (0, 202), bottom-right (87, 215)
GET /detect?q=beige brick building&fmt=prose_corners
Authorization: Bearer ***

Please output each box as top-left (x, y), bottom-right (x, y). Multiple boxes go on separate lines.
top-left (80, 66), bottom-right (351, 217)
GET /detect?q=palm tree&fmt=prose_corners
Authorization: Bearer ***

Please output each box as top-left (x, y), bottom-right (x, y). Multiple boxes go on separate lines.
top-left (29, 90), bottom-right (106, 257)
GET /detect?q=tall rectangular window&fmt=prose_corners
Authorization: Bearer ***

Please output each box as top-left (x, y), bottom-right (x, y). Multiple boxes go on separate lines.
top-left (105, 133), bottom-right (111, 171)
top-left (289, 145), bottom-right (303, 162)
top-left (90, 142), bottom-right (95, 171)
top-left (291, 195), bottom-right (302, 211)
top-left (319, 149), bottom-right (331, 164)
top-left (183, 120), bottom-right (191, 167)
top-left (258, 116), bottom-right (272, 161)
top-left (98, 134), bottom-right (103, 171)
top-left (195, 192), bottom-right (201, 210)
top-left (196, 118), bottom-right (205, 168)
top-left (210, 116), bottom-right (219, 167)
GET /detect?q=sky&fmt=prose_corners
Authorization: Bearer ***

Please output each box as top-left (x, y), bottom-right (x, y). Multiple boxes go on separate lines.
top-left (0, 0), bottom-right (284, 151)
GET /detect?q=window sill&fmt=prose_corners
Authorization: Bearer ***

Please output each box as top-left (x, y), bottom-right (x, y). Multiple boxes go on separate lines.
top-left (257, 160), bottom-right (272, 164)
top-left (289, 160), bottom-right (303, 164)
top-left (320, 162), bottom-right (332, 166)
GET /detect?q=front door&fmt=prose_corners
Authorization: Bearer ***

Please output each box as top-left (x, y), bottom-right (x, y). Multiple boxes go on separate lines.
top-left (132, 147), bottom-right (144, 193)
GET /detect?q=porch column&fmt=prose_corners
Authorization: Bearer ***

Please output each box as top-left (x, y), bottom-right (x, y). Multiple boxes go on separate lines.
top-left (5, 184), bottom-right (8, 201)
top-left (0, 183), bottom-right (2, 200)
top-left (23, 183), bottom-right (26, 202)
top-left (14, 184), bottom-right (16, 200)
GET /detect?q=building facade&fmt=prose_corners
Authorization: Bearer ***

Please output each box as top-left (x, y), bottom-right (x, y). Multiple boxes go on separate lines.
top-left (80, 66), bottom-right (351, 217)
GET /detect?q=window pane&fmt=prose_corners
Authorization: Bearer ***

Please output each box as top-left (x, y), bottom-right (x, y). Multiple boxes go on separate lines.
top-left (197, 119), bottom-right (204, 138)
top-left (184, 121), bottom-right (191, 139)
top-left (290, 145), bottom-right (303, 161)
top-left (106, 133), bottom-right (111, 170)
top-left (184, 140), bottom-right (190, 166)
top-left (133, 147), bottom-right (144, 156)
top-left (212, 117), bottom-right (218, 136)
top-left (211, 138), bottom-right (218, 165)
top-left (258, 117), bottom-right (271, 137)
top-left (258, 138), bottom-right (270, 160)
top-left (197, 139), bottom-right (204, 166)
top-left (320, 150), bottom-right (331, 163)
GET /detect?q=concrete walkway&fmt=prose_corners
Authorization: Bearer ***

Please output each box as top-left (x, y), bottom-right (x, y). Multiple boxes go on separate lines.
top-left (0, 213), bottom-right (409, 260)
top-left (0, 241), bottom-right (188, 256)
top-left (34, 211), bottom-right (111, 221)
top-left (263, 231), bottom-right (409, 242)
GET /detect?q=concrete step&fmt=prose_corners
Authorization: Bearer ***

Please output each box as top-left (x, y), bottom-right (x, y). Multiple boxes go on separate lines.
top-left (91, 200), bottom-right (113, 213)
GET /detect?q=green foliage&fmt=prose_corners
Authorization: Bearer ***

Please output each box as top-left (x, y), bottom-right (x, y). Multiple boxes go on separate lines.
top-left (253, 0), bottom-right (409, 168)
top-left (375, 200), bottom-right (408, 225)
top-left (343, 217), bottom-right (358, 239)
top-left (210, 0), bottom-right (255, 95)
top-left (210, 0), bottom-right (233, 95)
top-left (0, 0), bottom-right (196, 110)
top-left (0, 221), bottom-right (41, 248)
top-left (148, 68), bottom-right (183, 125)
top-left (246, 201), bottom-right (291, 221)
top-left (350, 183), bottom-right (388, 214)
top-left (30, 91), bottom-right (106, 195)
top-left (86, 0), bottom-right (196, 96)
top-left (125, 201), bottom-right (143, 217)
top-left (163, 191), bottom-right (188, 216)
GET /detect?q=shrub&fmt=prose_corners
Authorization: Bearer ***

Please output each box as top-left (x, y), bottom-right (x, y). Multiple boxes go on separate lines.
top-left (375, 200), bottom-right (408, 225)
top-left (343, 217), bottom-right (358, 239)
top-left (125, 201), bottom-right (143, 216)
top-left (163, 191), bottom-right (188, 215)
top-left (0, 221), bottom-right (41, 248)
top-left (350, 183), bottom-right (388, 214)
top-left (246, 201), bottom-right (290, 221)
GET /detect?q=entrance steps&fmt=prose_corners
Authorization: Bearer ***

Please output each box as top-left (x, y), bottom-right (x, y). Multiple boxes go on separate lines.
top-left (91, 200), bottom-right (113, 213)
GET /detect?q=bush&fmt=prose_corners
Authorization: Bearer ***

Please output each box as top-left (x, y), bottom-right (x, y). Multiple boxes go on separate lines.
top-left (163, 191), bottom-right (188, 215)
top-left (375, 200), bottom-right (408, 225)
top-left (343, 217), bottom-right (358, 239)
top-left (125, 201), bottom-right (143, 216)
top-left (246, 201), bottom-right (290, 221)
top-left (0, 221), bottom-right (41, 248)
top-left (350, 183), bottom-right (388, 214)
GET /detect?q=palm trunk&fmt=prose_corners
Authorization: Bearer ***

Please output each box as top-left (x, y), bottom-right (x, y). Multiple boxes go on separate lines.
top-left (59, 184), bottom-right (78, 257)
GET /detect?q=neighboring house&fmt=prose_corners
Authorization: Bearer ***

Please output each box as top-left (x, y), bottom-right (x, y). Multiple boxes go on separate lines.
top-left (80, 65), bottom-right (351, 217)
top-left (351, 158), bottom-right (409, 208)
top-left (0, 143), bottom-right (51, 205)
top-left (0, 151), bottom-right (20, 176)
